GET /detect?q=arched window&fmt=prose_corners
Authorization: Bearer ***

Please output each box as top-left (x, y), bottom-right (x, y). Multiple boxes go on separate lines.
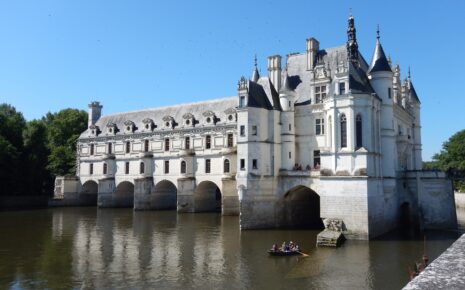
top-left (180, 160), bottom-right (186, 174)
top-left (340, 114), bottom-right (347, 148)
top-left (224, 159), bottom-right (230, 173)
top-left (103, 163), bottom-right (107, 174)
top-left (140, 162), bottom-right (145, 174)
top-left (356, 114), bottom-right (362, 149)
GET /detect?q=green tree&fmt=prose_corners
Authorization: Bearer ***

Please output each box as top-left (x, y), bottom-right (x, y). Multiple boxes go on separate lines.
top-left (45, 109), bottom-right (87, 176)
top-left (0, 104), bottom-right (26, 196)
top-left (432, 129), bottom-right (465, 192)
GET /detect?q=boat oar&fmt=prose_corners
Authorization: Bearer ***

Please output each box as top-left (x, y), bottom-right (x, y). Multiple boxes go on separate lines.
top-left (297, 251), bottom-right (309, 257)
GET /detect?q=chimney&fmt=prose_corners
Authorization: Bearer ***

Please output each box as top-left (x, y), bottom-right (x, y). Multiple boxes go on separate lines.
top-left (267, 55), bottom-right (282, 91)
top-left (88, 101), bottom-right (103, 127)
top-left (306, 38), bottom-right (319, 70)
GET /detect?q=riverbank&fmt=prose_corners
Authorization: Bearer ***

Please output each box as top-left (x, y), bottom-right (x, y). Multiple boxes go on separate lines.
top-left (0, 196), bottom-right (49, 209)
top-left (403, 233), bottom-right (465, 289)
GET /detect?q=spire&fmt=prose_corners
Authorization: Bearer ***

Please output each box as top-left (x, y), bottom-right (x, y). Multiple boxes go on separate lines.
top-left (367, 25), bottom-right (392, 74)
top-left (251, 54), bottom-right (260, 82)
top-left (280, 70), bottom-right (293, 93)
top-left (346, 13), bottom-right (359, 64)
top-left (407, 68), bottom-right (420, 104)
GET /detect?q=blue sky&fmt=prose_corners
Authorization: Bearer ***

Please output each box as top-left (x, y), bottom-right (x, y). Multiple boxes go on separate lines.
top-left (0, 0), bottom-right (464, 160)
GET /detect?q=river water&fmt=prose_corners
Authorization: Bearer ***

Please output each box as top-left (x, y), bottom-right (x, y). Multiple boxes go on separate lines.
top-left (0, 208), bottom-right (464, 290)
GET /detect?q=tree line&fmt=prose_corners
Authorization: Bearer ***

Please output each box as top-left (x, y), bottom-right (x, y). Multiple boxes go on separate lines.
top-left (0, 103), bottom-right (87, 197)
top-left (423, 129), bottom-right (465, 192)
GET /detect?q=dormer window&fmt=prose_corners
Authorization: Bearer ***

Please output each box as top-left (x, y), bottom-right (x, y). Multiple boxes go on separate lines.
top-left (182, 113), bottom-right (195, 128)
top-left (142, 118), bottom-right (155, 132)
top-left (106, 122), bottom-right (117, 135)
top-left (239, 96), bottom-right (246, 108)
top-left (224, 108), bottom-right (237, 122)
top-left (315, 85), bottom-right (327, 103)
top-left (162, 115), bottom-right (174, 129)
top-left (89, 125), bottom-right (99, 137)
top-left (123, 120), bottom-right (135, 133)
top-left (202, 111), bottom-right (216, 125)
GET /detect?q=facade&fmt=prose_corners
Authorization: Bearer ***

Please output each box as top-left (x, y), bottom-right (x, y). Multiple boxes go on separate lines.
top-left (54, 16), bottom-right (457, 239)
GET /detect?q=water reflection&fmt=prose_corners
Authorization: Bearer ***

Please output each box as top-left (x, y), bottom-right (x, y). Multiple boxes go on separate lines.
top-left (0, 208), bottom-right (463, 290)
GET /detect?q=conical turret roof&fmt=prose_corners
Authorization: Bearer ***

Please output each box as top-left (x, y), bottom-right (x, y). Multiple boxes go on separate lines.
top-left (368, 36), bottom-right (392, 74)
top-left (251, 66), bottom-right (260, 82)
top-left (280, 72), bottom-right (293, 93)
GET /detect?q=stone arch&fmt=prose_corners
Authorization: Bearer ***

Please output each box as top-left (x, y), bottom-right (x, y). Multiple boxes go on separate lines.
top-left (114, 181), bottom-right (134, 208)
top-left (282, 185), bottom-right (323, 229)
top-left (194, 181), bottom-right (222, 212)
top-left (80, 180), bottom-right (98, 205)
top-left (152, 180), bottom-right (177, 210)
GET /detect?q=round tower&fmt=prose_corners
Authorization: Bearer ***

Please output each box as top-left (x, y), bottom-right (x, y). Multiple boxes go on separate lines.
top-left (279, 72), bottom-right (296, 170)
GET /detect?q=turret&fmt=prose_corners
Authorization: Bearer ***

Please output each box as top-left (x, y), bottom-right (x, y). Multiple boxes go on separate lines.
top-left (279, 71), bottom-right (296, 170)
top-left (267, 55), bottom-right (282, 91)
top-left (407, 70), bottom-right (422, 170)
top-left (88, 101), bottom-right (102, 127)
top-left (306, 38), bottom-right (319, 70)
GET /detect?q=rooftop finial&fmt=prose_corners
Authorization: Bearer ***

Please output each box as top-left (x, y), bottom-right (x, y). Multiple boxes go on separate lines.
top-left (251, 54), bottom-right (260, 82)
top-left (347, 12), bottom-right (359, 64)
top-left (408, 66), bottom-right (411, 79)
top-left (376, 24), bottom-right (380, 40)
top-left (349, 7), bottom-right (352, 17)
top-left (254, 54), bottom-right (258, 68)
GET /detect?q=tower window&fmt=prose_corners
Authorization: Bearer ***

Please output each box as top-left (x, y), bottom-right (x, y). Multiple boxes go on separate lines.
top-left (165, 138), bottom-right (170, 151)
top-left (185, 137), bottom-right (190, 149)
top-left (180, 160), bottom-right (186, 174)
top-left (315, 85), bottom-right (327, 103)
top-left (125, 162), bottom-right (129, 174)
top-left (227, 133), bottom-right (233, 147)
top-left (340, 114), bottom-right (347, 148)
top-left (313, 150), bottom-right (320, 168)
top-left (339, 82), bottom-right (346, 95)
top-left (388, 88), bottom-right (392, 99)
top-left (252, 159), bottom-right (258, 170)
top-left (224, 159), bottom-right (230, 173)
top-left (144, 140), bottom-right (149, 152)
top-left (240, 125), bottom-right (245, 137)
top-left (90, 144), bottom-right (94, 155)
top-left (103, 163), bottom-right (107, 174)
top-left (239, 96), bottom-right (246, 108)
top-left (315, 118), bottom-right (325, 135)
top-left (126, 141), bottom-right (130, 153)
top-left (205, 159), bottom-right (211, 173)
top-left (206, 135), bottom-right (211, 149)
top-left (356, 115), bottom-right (363, 149)
top-left (289, 152), bottom-right (292, 159)
top-left (108, 143), bottom-right (112, 154)
top-left (252, 126), bottom-right (257, 136)
top-left (289, 123), bottom-right (292, 131)
top-left (240, 159), bottom-right (245, 171)
top-left (164, 160), bottom-right (169, 174)
top-left (140, 162), bottom-right (145, 174)
top-left (89, 163), bottom-right (93, 175)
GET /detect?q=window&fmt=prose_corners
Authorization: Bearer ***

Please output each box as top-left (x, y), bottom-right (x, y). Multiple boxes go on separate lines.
top-left (398, 125), bottom-right (403, 136)
top-left (388, 88), bottom-right (392, 99)
top-left (339, 82), bottom-right (346, 95)
top-left (315, 118), bottom-right (325, 135)
top-left (180, 160), bottom-right (186, 174)
top-left (144, 140), bottom-right (149, 152)
top-left (356, 115), bottom-right (362, 149)
top-left (126, 141), bottom-right (130, 153)
top-left (164, 160), bottom-right (169, 174)
top-left (315, 85), bottom-right (327, 103)
top-left (90, 144), bottom-right (94, 155)
top-left (228, 114), bottom-right (233, 121)
top-left (252, 126), bottom-right (257, 136)
top-left (239, 96), bottom-right (246, 108)
top-left (205, 159), bottom-right (211, 173)
top-left (313, 150), bottom-right (320, 168)
top-left (289, 123), bottom-right (292, 131)
top-left (240, 125), bottom-right (245, 137)
top-left (140, 162), bottom-right (145, 174)
top-left (108, 143), bottom-right (112, 154)
top-left (165, 138), bottom-right (170, 151)
top-left (252, 159), bottom-right (258, 170)
top-left (89, 163), bottom-right (93, 175)
top-left (206, 135), bottom-right (211, 149)
top-left (227, 133), bottom-right (233, 147)
top-left (289, 152), bottom-right (292, 159)
top-left (125, 162), bottom-right (129, 174)
top-left (185, 119), bottom-right (190, 125)
top-left (240, 159), bottom-right (245, 171)
top-left (185, 137), bottom-right (190, 149)
top-left (103, 163), bottom-right (107, 174)
top-left (340, 114), bottom-right (347, 148)
top-left (288, 101), bottom-right (291, 108)
top-left (224, 159), bottom-right (230, 173)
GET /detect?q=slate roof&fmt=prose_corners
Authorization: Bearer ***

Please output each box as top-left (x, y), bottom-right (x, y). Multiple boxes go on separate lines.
top-left (79, 97), bottom-right (238, 139)
top-left (408, 80), bottom-right (421, 104)
top-left (367, 39), bottom-right (392, 74)
top-left (247, 80), bottom-right (274, 110)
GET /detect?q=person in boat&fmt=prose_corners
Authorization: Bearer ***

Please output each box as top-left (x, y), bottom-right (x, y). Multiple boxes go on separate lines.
top-left (281, 241), bottom-right (286, 251)
top-left (271, 244), bottom-right (278, 252)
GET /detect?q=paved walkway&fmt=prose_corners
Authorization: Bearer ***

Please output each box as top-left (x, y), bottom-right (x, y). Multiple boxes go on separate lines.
top-left (403, 234), bottom-right (465, 289)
